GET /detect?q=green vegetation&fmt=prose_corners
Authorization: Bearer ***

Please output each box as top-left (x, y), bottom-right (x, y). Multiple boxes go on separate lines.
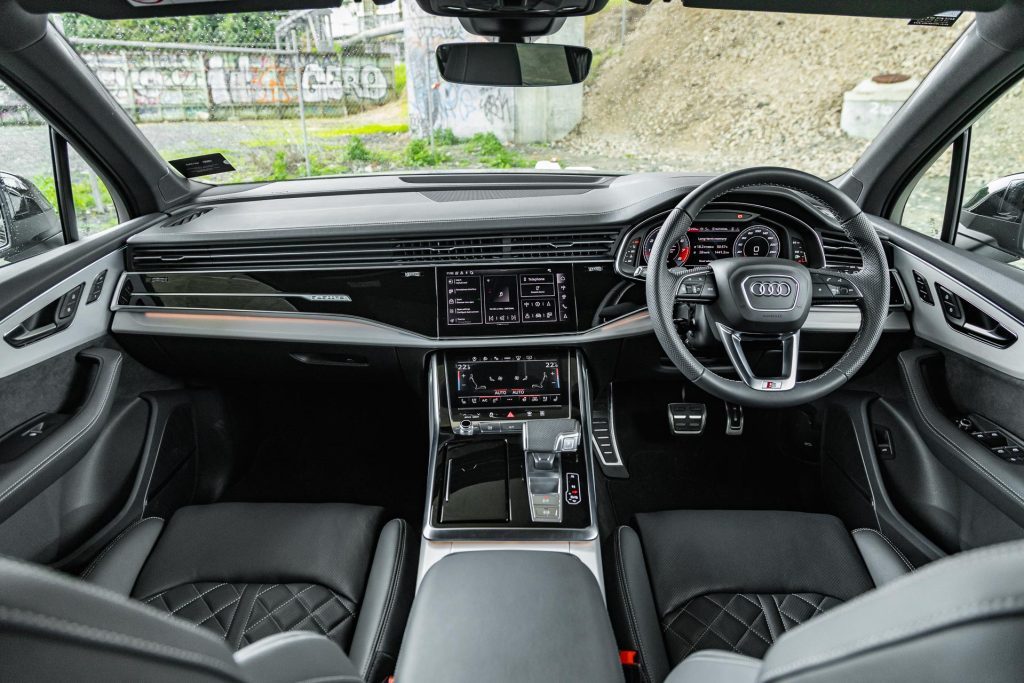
top-left (432, 128), bottom-right (460, 146)
top-left (270, 151), bottom-right (291, 181)
top-left (405, 138), bottom-right (451, 167)
top-left (32, 173), bottom-right (118, 236)
top-left (345, 137), bottom-right (375, 162)
top-left (394, 63), bottom-right (407, 94)
top-left (589, 48), bottom-right (616, 75)
top-left (315, 122), bottom-right (409, 138)
top-left (466, 132), bottom-right (530, 168)
top-left (62, 12), bottom-right (286, 47)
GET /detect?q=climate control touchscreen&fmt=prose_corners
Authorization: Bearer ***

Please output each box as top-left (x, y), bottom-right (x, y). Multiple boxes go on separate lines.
top-left (439, 266), bottom-right (576, 336)
top-left (451, 354), bottom-right (568, 413)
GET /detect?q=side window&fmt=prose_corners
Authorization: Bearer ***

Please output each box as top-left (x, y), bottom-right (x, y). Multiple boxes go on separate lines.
top-left (900, 146), bottom-right (954, 239)
top-left (958, 79), bottom-right (1024, 269)
top-left (0, 79), bottom-right (119, 268)
top-left (66, 145), bottom-right (119, 237)
top-left (900, 79), bottom-right (1024, 269)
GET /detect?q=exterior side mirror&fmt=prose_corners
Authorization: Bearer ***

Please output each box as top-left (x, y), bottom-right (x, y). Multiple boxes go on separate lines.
top-left (0, 175), bottom-right (11, 258)
top-left (959, 173), bottom-right (1024, 262)
top-left (0, 171), bottom-right (62, 265)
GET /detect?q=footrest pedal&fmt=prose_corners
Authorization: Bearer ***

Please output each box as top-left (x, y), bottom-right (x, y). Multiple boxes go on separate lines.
top-left (668, 403), bottom-right (706, 435)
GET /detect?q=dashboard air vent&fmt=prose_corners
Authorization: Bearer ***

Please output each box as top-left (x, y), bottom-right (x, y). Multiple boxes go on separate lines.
top-left (164, 208), bottom-right (213, 227)
top-left (820, 229), bottom-right (863, 272)
top-left (128, 228), bottom-right (622, 272)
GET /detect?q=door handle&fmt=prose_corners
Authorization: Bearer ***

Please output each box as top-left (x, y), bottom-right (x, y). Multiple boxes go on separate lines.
top-left (4, 283), bottom-right (85, 348)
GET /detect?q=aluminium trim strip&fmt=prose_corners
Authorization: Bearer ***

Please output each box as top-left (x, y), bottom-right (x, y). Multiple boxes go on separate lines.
top-left (110, 305), bottom-right (910, 347)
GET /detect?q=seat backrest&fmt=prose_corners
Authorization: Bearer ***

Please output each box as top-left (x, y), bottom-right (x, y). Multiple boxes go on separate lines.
top-left (0, 555), bottom-right (244, 682)
top-left (758, 539), bottom-right (1024, 683)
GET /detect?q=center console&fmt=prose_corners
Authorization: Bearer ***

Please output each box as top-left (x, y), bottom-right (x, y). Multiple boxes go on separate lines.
top-left (419, 346), bottom-right (602, 593)
top-left (425, 349), bottom-right (597, 541)
top-left (409, 334), bottom-right (617, 680)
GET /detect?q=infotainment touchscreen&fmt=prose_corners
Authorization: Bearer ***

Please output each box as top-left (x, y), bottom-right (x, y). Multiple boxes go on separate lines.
top-left (438, 266), bottom-right (576, 337)
top-left (450, 353), bottom-right (568, 412)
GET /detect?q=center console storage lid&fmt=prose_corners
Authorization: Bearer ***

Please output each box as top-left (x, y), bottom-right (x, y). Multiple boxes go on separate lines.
top-left (395, 550), bottom-right (623, 683)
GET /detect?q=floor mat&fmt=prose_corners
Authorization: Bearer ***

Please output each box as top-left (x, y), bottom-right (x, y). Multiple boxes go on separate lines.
top-left (604, 381), bottom-right (823, 526)
top-left (220, 381), bottom-right (428, 526)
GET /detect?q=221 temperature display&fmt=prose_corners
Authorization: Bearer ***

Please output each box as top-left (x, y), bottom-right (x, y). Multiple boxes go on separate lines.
top-left (453, 356), bottom-right (565, 410)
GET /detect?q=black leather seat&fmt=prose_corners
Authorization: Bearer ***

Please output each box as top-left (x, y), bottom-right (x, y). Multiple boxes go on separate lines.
top-left (610, 510), bottom-right (913, 683)
top-left (78, 502), bottom-right (414, 683)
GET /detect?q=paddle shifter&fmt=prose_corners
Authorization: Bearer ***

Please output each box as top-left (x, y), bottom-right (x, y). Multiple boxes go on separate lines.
top-left (522, 419), bottom-right (581, 523)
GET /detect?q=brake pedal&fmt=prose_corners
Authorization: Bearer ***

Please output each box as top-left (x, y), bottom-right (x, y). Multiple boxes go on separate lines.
top-left (725, 402), bottom-right (744, 436)
top-left (668, 403), bottom-right (706, 435)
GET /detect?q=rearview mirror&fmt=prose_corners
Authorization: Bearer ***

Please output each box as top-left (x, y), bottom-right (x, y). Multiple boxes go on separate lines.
top-left (436, 42), bottom-right (592, 87)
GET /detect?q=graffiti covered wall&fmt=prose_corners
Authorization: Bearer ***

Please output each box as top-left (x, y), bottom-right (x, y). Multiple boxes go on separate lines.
top-left (0, 46), bottom-right (395, 124)
top-left (403, 4), bottom-right (584, 144)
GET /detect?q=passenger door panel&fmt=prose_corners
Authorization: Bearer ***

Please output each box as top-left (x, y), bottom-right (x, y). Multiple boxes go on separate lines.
top-left (0, 228), bottom-right (171, 564)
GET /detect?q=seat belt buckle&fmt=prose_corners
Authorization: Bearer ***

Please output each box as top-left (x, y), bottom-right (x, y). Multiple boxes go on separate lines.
top-left (620, 650), bottom-right (643, 682)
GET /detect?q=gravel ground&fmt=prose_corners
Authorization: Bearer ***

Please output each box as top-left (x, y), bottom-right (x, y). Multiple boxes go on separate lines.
top-left (568, 6), bottom-right (972, 178)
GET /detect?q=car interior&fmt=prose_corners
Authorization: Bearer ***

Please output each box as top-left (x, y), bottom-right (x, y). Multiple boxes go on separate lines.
top-left (2, 0), bottom-right (1024, 682)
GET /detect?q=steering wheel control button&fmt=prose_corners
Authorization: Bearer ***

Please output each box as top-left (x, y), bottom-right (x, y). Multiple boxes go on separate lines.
top-left (676, 273), bottom-right (718, 302)
top-left (810, 272), bottom-right (861, 301)
top-left (668, 403), bottom-right (707, 435)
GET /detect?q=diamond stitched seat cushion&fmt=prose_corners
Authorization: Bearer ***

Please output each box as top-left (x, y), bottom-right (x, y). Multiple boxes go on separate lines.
top-left (663, 591), bottom-right (843, 661)
top-left (142, 581), bottom-right (359, 650)
top-left (129, 503), bottom-right (385, 654)
top-left (633, 510), bottom-right (876, 667)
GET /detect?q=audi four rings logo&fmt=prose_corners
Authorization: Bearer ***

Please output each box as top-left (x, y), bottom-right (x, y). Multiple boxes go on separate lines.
top-left (749, 281), bottom-right (792, 297)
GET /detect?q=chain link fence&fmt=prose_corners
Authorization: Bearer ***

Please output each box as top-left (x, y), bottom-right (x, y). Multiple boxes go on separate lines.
top-left (0, 39), bottom-right (398, 126)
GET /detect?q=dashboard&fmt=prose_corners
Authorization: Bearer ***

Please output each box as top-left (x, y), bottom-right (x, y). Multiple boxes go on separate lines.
top-left (615, 208), bottom-right (823, 279)
top-left (110, 173), bottom-right (907, 360)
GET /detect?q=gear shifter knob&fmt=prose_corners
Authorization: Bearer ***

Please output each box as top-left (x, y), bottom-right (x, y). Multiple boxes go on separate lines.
top-left (522, 419), bottom-right (581, 454)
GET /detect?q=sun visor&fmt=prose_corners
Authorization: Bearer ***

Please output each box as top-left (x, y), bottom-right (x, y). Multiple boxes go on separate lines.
top-left (674, 0), bottom-right (1002, 18)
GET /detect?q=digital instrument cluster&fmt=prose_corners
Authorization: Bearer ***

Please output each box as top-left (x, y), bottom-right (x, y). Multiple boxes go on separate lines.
top-left (640, 223), bottom-right (782, 266)
top-left (616, 209), bottom-right (818, 279)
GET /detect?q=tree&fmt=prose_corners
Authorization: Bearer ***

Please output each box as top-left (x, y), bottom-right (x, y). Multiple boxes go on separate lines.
top-left (61, 12), bottom-right (287, 48)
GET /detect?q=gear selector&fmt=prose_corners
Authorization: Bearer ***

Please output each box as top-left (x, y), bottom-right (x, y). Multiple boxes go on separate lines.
top-left (522, 419), bottom-right (581, 523)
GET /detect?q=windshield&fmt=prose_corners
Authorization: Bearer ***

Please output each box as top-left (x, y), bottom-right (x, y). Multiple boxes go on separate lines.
top-left (49, 6), bottom-right (970, 183)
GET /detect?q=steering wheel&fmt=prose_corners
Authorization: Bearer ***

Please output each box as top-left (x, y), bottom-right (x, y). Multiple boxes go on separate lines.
top-left (646, 167), bottom-right (889, 408)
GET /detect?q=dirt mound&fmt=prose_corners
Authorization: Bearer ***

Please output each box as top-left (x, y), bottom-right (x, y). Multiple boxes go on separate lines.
top-left (572, 6), bottom-right (969, 176)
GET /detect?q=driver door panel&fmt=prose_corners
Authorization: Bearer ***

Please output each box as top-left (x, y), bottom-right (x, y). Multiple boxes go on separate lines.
top-left (866, 219), bottom-right (1024, 553)
top-left (887, 350), bottom-right (1024, 551)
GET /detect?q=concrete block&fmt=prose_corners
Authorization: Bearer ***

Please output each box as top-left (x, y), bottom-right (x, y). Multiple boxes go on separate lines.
top-left (840, 75), bottom-right (920, 139)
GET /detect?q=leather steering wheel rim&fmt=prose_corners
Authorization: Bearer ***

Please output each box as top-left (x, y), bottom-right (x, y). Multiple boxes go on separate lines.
top-left (645, 167), bottom-right (889, 409)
